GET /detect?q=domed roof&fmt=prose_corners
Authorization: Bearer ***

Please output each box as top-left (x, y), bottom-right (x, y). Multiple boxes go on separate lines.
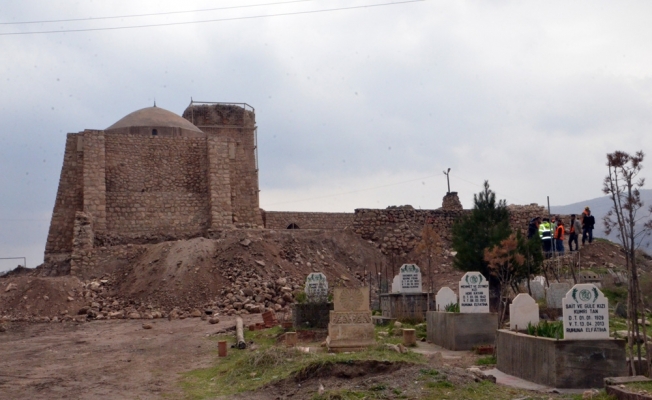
top-left (106, 106), bottom-right (203, 133)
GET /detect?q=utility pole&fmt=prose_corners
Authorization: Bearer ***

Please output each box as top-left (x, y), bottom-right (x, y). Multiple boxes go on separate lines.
top-left (443, 168), bottom-right (451, 193)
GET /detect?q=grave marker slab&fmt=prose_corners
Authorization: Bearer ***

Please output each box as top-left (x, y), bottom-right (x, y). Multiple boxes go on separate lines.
top-left (397, 264), bottom-right (422, 293)
top-left (328, 287), bottom-right (375, 352)
top-left (509, 293), bottom-right (539, 331)
top-left (435, 287), bottom-right (457, 311)
top-left (459, 272), bottom-right (489, 313)
top-left (529, 281), bottom-right (545, 301)
top-left (304, 272), bottom-right (328, 302)
top-left (546, 282), bottom-right (571, 309)
top-left (562, 283), bottom-right (609, 339)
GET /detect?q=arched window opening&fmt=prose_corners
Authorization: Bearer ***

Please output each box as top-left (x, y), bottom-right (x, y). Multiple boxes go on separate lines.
top-left (287, 223), bottom-right (299, 230)
top-left (152, 129), bottom-right (158, 136)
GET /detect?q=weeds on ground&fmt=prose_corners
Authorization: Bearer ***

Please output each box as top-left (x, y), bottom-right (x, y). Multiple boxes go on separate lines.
top-left (476, 355), bottom-right (497, 365)
top-left (526, 320), bottom-right (564, 339)
top-left (181, 328), bottom-right (423, 399)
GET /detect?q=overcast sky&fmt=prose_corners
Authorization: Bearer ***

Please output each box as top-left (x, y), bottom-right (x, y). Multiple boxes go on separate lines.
top-left (2, 0), bottom-right (652, 271)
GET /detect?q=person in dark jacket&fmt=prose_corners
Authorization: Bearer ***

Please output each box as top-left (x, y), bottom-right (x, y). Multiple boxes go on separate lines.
top-left (582, 207), bottom-right (595, 245)
top-left (568, 214), bottom-right (582, 251)
top-left (528, 217), bottom-right (541, 239)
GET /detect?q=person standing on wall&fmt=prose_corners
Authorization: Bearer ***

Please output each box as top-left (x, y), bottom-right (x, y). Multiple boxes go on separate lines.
top-left (539, 217), bottom-right (553, 258)
top-left (554, 219), bottom-right (565, 255)
top-left (582, 206), bottom-right (595, 245)
top-left (568, 214), bottom-right (582, 252)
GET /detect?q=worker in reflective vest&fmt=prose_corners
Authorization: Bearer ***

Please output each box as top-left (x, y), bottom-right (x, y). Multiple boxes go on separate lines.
top-left (539, 218), bottom-right (553, 257)
top-left (554, 219), bottom-right (565, 255)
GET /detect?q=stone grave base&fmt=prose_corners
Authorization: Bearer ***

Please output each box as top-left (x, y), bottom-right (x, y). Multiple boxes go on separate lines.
top-left (292, 302), bottom-right (333, 329)
top-left (380, 293), bottom-right (430, 321)
top-left (426, 311), bottom-right (497, 351)
top-left (497, 329), bottom-right (627, 388)
top-left (327, 323), bottom-right (375, 352)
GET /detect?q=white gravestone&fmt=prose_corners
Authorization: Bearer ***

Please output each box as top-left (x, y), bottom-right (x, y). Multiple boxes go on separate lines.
top-left (459, 272), bottom-right (489, 313)
top-left (546, 282), bottom-right (571, 309)
top-left (391, 275), bottom-right (401, 293)
top-left (304, 273), bottom-right (328, 302)
top-left (398, 264), bottom-right (422, 293)
top-left (435, 287), bottom-right (457, 311)
top-left (562, 284), bottom-right (609, 339)
top-left (509, 293), bottom-right (539, 331)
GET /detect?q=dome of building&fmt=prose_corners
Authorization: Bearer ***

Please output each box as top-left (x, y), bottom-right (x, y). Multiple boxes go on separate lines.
top-left (106, 106), bottom-right (203, 133)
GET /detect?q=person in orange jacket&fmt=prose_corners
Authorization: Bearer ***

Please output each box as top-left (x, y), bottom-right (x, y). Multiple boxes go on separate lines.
top-left (554, 219), bottom-right (565, 255)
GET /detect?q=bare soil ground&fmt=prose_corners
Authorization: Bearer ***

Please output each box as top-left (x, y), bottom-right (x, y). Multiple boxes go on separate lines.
top-left (0, 315), bottom-right (262, 399)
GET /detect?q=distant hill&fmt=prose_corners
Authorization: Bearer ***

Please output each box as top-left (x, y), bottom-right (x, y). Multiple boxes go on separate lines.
top-left (550, 189), bottom-right (652, 250)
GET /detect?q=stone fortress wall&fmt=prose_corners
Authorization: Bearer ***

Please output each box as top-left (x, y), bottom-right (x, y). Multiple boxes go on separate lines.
top-left (45, 103), bottom-right (262, 262)
top-left (44, 99), bottom-right (565, 265)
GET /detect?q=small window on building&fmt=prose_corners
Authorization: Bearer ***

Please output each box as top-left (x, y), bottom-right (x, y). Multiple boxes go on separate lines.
top-left (287, 223), bottom-right (299, 230)
top-left (152, 129), bottom-right (158, 136)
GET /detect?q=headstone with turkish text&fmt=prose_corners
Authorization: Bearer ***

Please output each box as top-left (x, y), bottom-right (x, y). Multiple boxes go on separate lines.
top-left (435, 287), bottom-right (457, 311)
top-left (398, 264), bottom-right (422, 293)
top-left (458, 272), bottom-right (489, 313)
top-left (562, 283), bottom-right (609, 339)
top-left (304, 272), bottom-right (328, 302)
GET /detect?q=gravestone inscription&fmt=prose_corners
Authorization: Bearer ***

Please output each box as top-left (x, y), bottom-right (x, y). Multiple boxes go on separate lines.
top-left (562, 283), bottom-right (609, 339)
top-left (305, 272), bottom-right (328, 302)
top-left (435, 287), bottom-right (457, 311)
top-left (398, 264), bottom-right (422, 293)
top-left (459, 272), bottom-right (489, 313)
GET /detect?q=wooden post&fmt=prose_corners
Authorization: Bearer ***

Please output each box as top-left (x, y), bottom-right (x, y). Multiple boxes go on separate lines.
top-left (235, 316), bottom-right (246, 349)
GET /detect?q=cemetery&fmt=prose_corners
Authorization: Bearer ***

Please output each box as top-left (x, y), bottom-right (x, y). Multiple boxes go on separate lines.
top-left (380, 264), bottom-right (431, 322)
top-left (497, 283), bottom-right (628, 388)
top-left (426, 271), bottom-right (497, 350)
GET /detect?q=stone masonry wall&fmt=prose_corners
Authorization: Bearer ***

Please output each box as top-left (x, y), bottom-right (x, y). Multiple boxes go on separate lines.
top-left (104, 133), bottom-right (210, 238)
top-left (207, 135), bottom-right (234, 228)
top-left (45, 133), bottom-right (84, 259)
top-left (183, 104), bottom-right (263, 228)
top-left (82, 130), bottom-right (106, 231)
top-left (263, 211), bottom-right (354, 230)
top-left (352, 204), bottom-right (548, 255)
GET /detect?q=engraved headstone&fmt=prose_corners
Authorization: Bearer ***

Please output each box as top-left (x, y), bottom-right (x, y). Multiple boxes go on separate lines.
top-left (398, 264), bottom-right (422, 293)
top-left (459, 272), bottom-right (489, 313)
top-left (529, 281), bottom-right (545, 301)
top-left (509, 293), bottom-right (539, 331)
top-left (562, 284), bottom-right (609, 339)
top-left (435, 287), bottom-right (457, 311)
top-left (304, 272), bottom-right (328, 302)
top-left (328, 287), bottom-right (375, 352)
top-left (546, 282), bottom-right (571, 309)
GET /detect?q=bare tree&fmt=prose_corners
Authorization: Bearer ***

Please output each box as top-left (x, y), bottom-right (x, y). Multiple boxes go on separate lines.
top-left (484, 233), bottom-right (525, 328)
top-left (603, 150), bottom-right (652, 376)
top-left (415, 224), bottom-right (441, 294)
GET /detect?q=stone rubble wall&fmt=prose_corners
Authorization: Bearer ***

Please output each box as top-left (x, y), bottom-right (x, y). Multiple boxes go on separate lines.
top-left (263, 211), bottom-right (354, 230)
top-left (70, 211), bottom-right (94, 275)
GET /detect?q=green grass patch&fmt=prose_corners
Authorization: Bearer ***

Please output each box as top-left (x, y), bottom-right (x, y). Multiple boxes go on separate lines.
top-left (181, 327), bottom-right (424, 399)
top-left (477, 355), bottom-right (497, 365)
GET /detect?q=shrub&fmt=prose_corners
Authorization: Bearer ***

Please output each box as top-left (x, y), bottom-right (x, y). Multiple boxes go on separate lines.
top-left (444, 303), bottom-right (460, 313)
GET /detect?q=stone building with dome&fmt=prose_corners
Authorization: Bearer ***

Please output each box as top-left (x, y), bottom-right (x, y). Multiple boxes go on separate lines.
top-left (44, 102), bottom-right (263, 262)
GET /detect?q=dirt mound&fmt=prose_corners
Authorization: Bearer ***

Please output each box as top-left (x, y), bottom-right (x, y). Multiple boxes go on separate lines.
top-left (0, 229), bottom-right (395, 321)
top-left (0, 276), bottom-right (86, 320)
